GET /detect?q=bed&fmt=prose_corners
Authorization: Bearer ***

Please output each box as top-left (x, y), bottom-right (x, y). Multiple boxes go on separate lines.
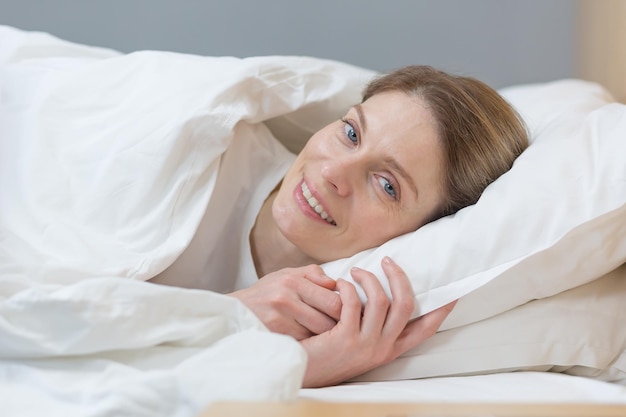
top-left (1, 6), bottom-right (625, 416)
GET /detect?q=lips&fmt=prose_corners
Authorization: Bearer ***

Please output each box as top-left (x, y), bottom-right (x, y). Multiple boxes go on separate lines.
top-left (300, 181), bottom-right (336, 225)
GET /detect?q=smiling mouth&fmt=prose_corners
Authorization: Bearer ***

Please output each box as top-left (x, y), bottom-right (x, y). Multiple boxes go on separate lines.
top-left (301, 182), bottom-right (336, 225)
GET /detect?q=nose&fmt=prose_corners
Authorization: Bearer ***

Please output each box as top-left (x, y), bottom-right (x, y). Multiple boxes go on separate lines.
top-left (321, 156), bottom-right (358, 197)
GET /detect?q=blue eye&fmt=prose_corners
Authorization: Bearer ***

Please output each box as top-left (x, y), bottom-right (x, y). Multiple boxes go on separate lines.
top-left (342, 120), bottom-right (358, 145)
top-left (377, 176), bottom-right (397, 199)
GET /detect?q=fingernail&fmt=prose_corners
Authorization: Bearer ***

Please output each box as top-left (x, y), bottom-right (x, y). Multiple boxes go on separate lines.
top-left (383, 256), bottom-right (393, 264)
top-left (350, 267), bottom-right (363, 281)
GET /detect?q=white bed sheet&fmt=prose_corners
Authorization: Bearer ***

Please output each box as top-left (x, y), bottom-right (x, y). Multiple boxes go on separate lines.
top-left (300, 372), bottom-right (626, 404)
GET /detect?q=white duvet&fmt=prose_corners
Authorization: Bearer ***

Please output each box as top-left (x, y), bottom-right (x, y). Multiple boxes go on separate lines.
top-left (0, 25), bottom-right (375, 416)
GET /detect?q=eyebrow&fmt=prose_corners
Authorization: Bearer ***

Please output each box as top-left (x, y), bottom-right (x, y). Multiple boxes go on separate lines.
top-left (354, 103), bottom-right (419, 200)
top-left (354, 104), bottom-right (368, 134)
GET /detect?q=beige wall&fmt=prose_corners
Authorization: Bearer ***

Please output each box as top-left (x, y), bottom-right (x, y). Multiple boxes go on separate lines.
top-left (577, 0), bottom-right (626, 102)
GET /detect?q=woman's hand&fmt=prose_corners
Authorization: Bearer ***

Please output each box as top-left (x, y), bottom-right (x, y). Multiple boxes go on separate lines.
top-left (300, 256), bottom-right (456, 388)
top-left (229, 264), bottom-right (342, 340)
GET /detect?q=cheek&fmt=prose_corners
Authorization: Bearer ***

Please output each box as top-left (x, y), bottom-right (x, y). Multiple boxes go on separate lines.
top-left (358, 210), bottom-right (421, 244)
top-left (302, 126), bottom-right (337, 155)
top-left (351, 211), bottom-right (397, 242)
top-left (283, 135), bottom-right (328, 181)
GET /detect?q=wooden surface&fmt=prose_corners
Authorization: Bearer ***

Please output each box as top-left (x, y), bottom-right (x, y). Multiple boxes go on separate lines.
top-left (201, 401), bottom-right (626, 417)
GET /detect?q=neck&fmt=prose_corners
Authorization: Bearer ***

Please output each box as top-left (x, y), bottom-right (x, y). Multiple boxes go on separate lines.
top-left (250, 190), bottom-right (316, 278)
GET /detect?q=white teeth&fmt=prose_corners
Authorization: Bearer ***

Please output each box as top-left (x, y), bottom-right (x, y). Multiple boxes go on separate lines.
top-left (301, 182), bottom-right (335, 225)
top-left (302, 186), bottom-right (312, 199)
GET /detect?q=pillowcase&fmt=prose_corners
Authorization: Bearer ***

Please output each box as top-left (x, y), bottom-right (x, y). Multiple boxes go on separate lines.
top-left (353, 261), bottom-right (626, 383)
top-left (320, 78), bottom-right (626, 329)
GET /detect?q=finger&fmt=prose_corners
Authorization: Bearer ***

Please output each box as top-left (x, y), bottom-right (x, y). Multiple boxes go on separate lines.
top-left (263, 293), bottom-right (317, 340)
top-left (292, 299), bottom-right (339, 335)
top-left (302, 265), bottom-right (337, 290)
top-left (271, 278), bottom-right (338, 336)
top-left (260, 307), bottom-right (314, 341)
top-left (394, 300), bottom-right (457, 355)
top-left (286, 323), bottom-right (315, 341)
top-left (298, 279), bottom-right (342, 323)
top-left (336, 278), bottom-right (362, 332)
top-left (380, 257), bottom-right (415, 338)
top-left (350, 266), bottom-right (389, 335)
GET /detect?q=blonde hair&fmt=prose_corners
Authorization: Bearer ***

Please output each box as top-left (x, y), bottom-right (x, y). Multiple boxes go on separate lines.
top-left (363, 65), bottom-right (529, 220)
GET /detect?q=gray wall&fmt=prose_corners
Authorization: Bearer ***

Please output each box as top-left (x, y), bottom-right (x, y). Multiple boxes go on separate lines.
top-left (1, 0), bottom-right (576, 89)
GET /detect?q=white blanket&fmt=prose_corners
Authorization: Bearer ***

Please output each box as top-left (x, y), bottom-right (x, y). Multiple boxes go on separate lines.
top-left (0, 279), bottom-right (305, 416)
top-left (0, 25), bottom-right (377, 416)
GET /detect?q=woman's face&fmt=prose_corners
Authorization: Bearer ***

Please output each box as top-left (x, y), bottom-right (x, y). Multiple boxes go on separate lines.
top-left (272, 91), bottom-right (445, 263)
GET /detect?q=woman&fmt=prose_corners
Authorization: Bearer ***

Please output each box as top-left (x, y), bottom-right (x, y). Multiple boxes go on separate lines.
top-left (151, 65), bottom-right (529, 387)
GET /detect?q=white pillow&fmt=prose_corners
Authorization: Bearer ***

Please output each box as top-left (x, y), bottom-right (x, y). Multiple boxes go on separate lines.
top-left (353, 262), bottom-right (626, 383)
top-left (321, 79), bottom-right (626, 329)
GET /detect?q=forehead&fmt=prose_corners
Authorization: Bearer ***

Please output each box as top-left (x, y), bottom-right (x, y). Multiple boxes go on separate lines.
top-left (360, 91), bottom-right (436, 131)
top-left (359, 91), bottom-right (441, 158)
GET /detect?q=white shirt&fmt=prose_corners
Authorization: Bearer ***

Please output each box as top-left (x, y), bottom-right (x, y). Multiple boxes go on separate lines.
top-left (151, 123), bottom-right (295, 293)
